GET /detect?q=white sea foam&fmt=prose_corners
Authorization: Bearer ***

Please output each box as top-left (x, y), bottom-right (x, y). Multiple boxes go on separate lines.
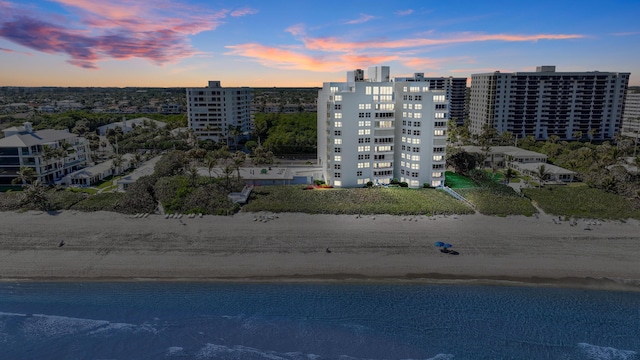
top-left (578, 343), bottom-right (638, 360)
top-left (195, 343), bottom-right (321, 359)
top-left (166, 346), bottom-right (184, 356)
top-left (16, 313), bottom-right (156, 338)
top-left (22, 314), bottom-right (110, 338)
top-left (0, 311), bottom-right (27, 317)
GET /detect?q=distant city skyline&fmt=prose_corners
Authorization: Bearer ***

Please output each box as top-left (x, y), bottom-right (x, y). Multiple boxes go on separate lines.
top-left (1, 0), bottom-right (639, 87)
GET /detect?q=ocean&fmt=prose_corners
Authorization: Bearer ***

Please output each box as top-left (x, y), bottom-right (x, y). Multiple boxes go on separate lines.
top-left (0, 282), bottom-right (638, 359)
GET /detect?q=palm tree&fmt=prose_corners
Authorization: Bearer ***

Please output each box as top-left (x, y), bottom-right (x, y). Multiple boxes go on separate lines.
top-left (233, 152), bottom-right (246, 181)
top-left (572, 130), bottom-right (583, 141)
top-left (12, 166), bottom-right (37, 186)
top-left (504, 168), bottom-right (516, 184)
top-left (535, 164), bottom-right (550, 188)
top-left (111, 154), bottom-right (124, 176)
top-left (188, 166), bottom-right (199, 187)
top-left (205, 152), bottom-right (218, 181)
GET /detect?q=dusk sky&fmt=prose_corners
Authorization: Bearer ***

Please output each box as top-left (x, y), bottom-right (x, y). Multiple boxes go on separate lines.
top-left (1, 0), bottom-right (639, 88)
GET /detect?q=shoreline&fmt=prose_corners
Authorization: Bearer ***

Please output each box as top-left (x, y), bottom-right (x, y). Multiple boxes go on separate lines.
top-left (1, 210), bottom-right (639, 291)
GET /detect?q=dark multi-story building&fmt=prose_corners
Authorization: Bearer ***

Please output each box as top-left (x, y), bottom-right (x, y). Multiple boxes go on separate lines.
top-left (469, 66), bottom-right (630, 140)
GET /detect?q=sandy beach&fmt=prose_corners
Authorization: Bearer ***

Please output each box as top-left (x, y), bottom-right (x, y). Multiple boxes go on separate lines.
top-left (0, 210), bottom-right (639, 290)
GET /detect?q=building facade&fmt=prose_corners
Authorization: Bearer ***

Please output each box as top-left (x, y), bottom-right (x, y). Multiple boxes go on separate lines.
top-left (394, 74), bottom-right (467, 125)
top-left (186, 81), bottom-right (254, 146)
top-left (0, 122), bottom-right (91, 185)
top-left (469, 66), bottom-right (630, 140)
top-left (622, 90), bottom-right (640, 139)
top-left (317, 67), bottom-right (447, 189)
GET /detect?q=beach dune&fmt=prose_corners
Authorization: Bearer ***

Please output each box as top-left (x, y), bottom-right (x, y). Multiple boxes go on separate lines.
top-left (0, 211), bottom-right (639, 290)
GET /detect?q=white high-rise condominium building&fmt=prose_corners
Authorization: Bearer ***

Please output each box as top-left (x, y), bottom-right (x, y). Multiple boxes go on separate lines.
top-left (394, 74), bottom-right (467, 125)
top-left (186, 81), bottom-right (253, 146)
top-left (317, 66), bottom-right (448, 189)
top-left (622, 90), bottom-right (640, 139)
top-left (469, 66), bottom-right (630, 140)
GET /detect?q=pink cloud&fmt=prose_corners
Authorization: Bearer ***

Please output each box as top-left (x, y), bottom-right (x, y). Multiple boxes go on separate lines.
top-left (225, 43), bottom-right (396, 72)
top-left (0, 0), bottom-right (229, 68)
top-left (345, 14), bottom-right (377, 25)
top-left (286, 23), bottom-right (306, 37)
top-left (230, 7), bottom-right (258, 17)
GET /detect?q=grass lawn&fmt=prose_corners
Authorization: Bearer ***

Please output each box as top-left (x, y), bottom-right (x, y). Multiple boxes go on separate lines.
top-left (522, 186), bottom-right (640, 220)
top-left (243, 185), bottom-right (475, 215)
top-left (444, 171), bottom-right (476, 189)
top-left (456, 188), bottom-right (537, 217)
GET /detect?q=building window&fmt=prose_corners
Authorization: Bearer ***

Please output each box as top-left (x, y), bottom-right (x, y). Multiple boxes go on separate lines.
top-left (334, 95), bottom-right (342, 101)
top-left (334, 172), bottom-right (341, 178)
top-left (334, 139), bottom-right (342, 145)
top-left (357, 171), bottom-right (363, 176)
top-left (334, 155), bottom-right (342, 162)
top-left (433, 155), bottom-right (443, 161)
top-left (335, 104), bottom-right (342, 110)
top-left (434, 130), bottom-right (444, 136)
top-left (435, 113), bottom-right (445, 119)
top-left (334, 164), bottom-right (341, 170)
top-left (335, 113), bottom-right (342, 119)
top-left (334, 121), bottom-right (342, 128)
top-left (334, 147), bottom-right (341, 153)
top-left (334, 180), bottom-right (341, 187)
top-left (334, 130), bottom-right (341, 136)
top-left (411, 163), bottom-right (420, 170)
top-left (413, 130), bottom-right (421, 136)
top-left (415, 104), bottom-right (422, 110)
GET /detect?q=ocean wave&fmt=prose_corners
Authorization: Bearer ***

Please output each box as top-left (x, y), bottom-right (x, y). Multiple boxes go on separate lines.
top-left (13, 313), bottom-right (157, 339)
top-left (578, 343), bottom-right (638, 360)
top-left (195, 343), bottom-right (322, 359)
top-left (192, 343), bottom-right (453, 360)
top-left (166, 346), bottom-right (184, 356)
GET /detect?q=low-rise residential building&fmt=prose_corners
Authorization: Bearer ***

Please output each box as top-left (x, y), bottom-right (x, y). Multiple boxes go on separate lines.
top-left (459, 145), bottom-right (575, 182)
top-left (96, 117), bottom-right (166, 136)
top-left (0, 122), bottom-right (91, 185)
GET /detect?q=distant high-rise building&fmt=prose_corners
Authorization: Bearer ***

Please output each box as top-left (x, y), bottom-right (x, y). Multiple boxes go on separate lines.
top-left (394, 74), bottom-right (467, 125)
top-left (317, 66), bottom-right (447, 188)
top-left (186, 81), bottom-right (253, 146)
top-left (469, 66), bottom-right (630, 140)
top-left (622, 89), bottom-right (640, 139)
